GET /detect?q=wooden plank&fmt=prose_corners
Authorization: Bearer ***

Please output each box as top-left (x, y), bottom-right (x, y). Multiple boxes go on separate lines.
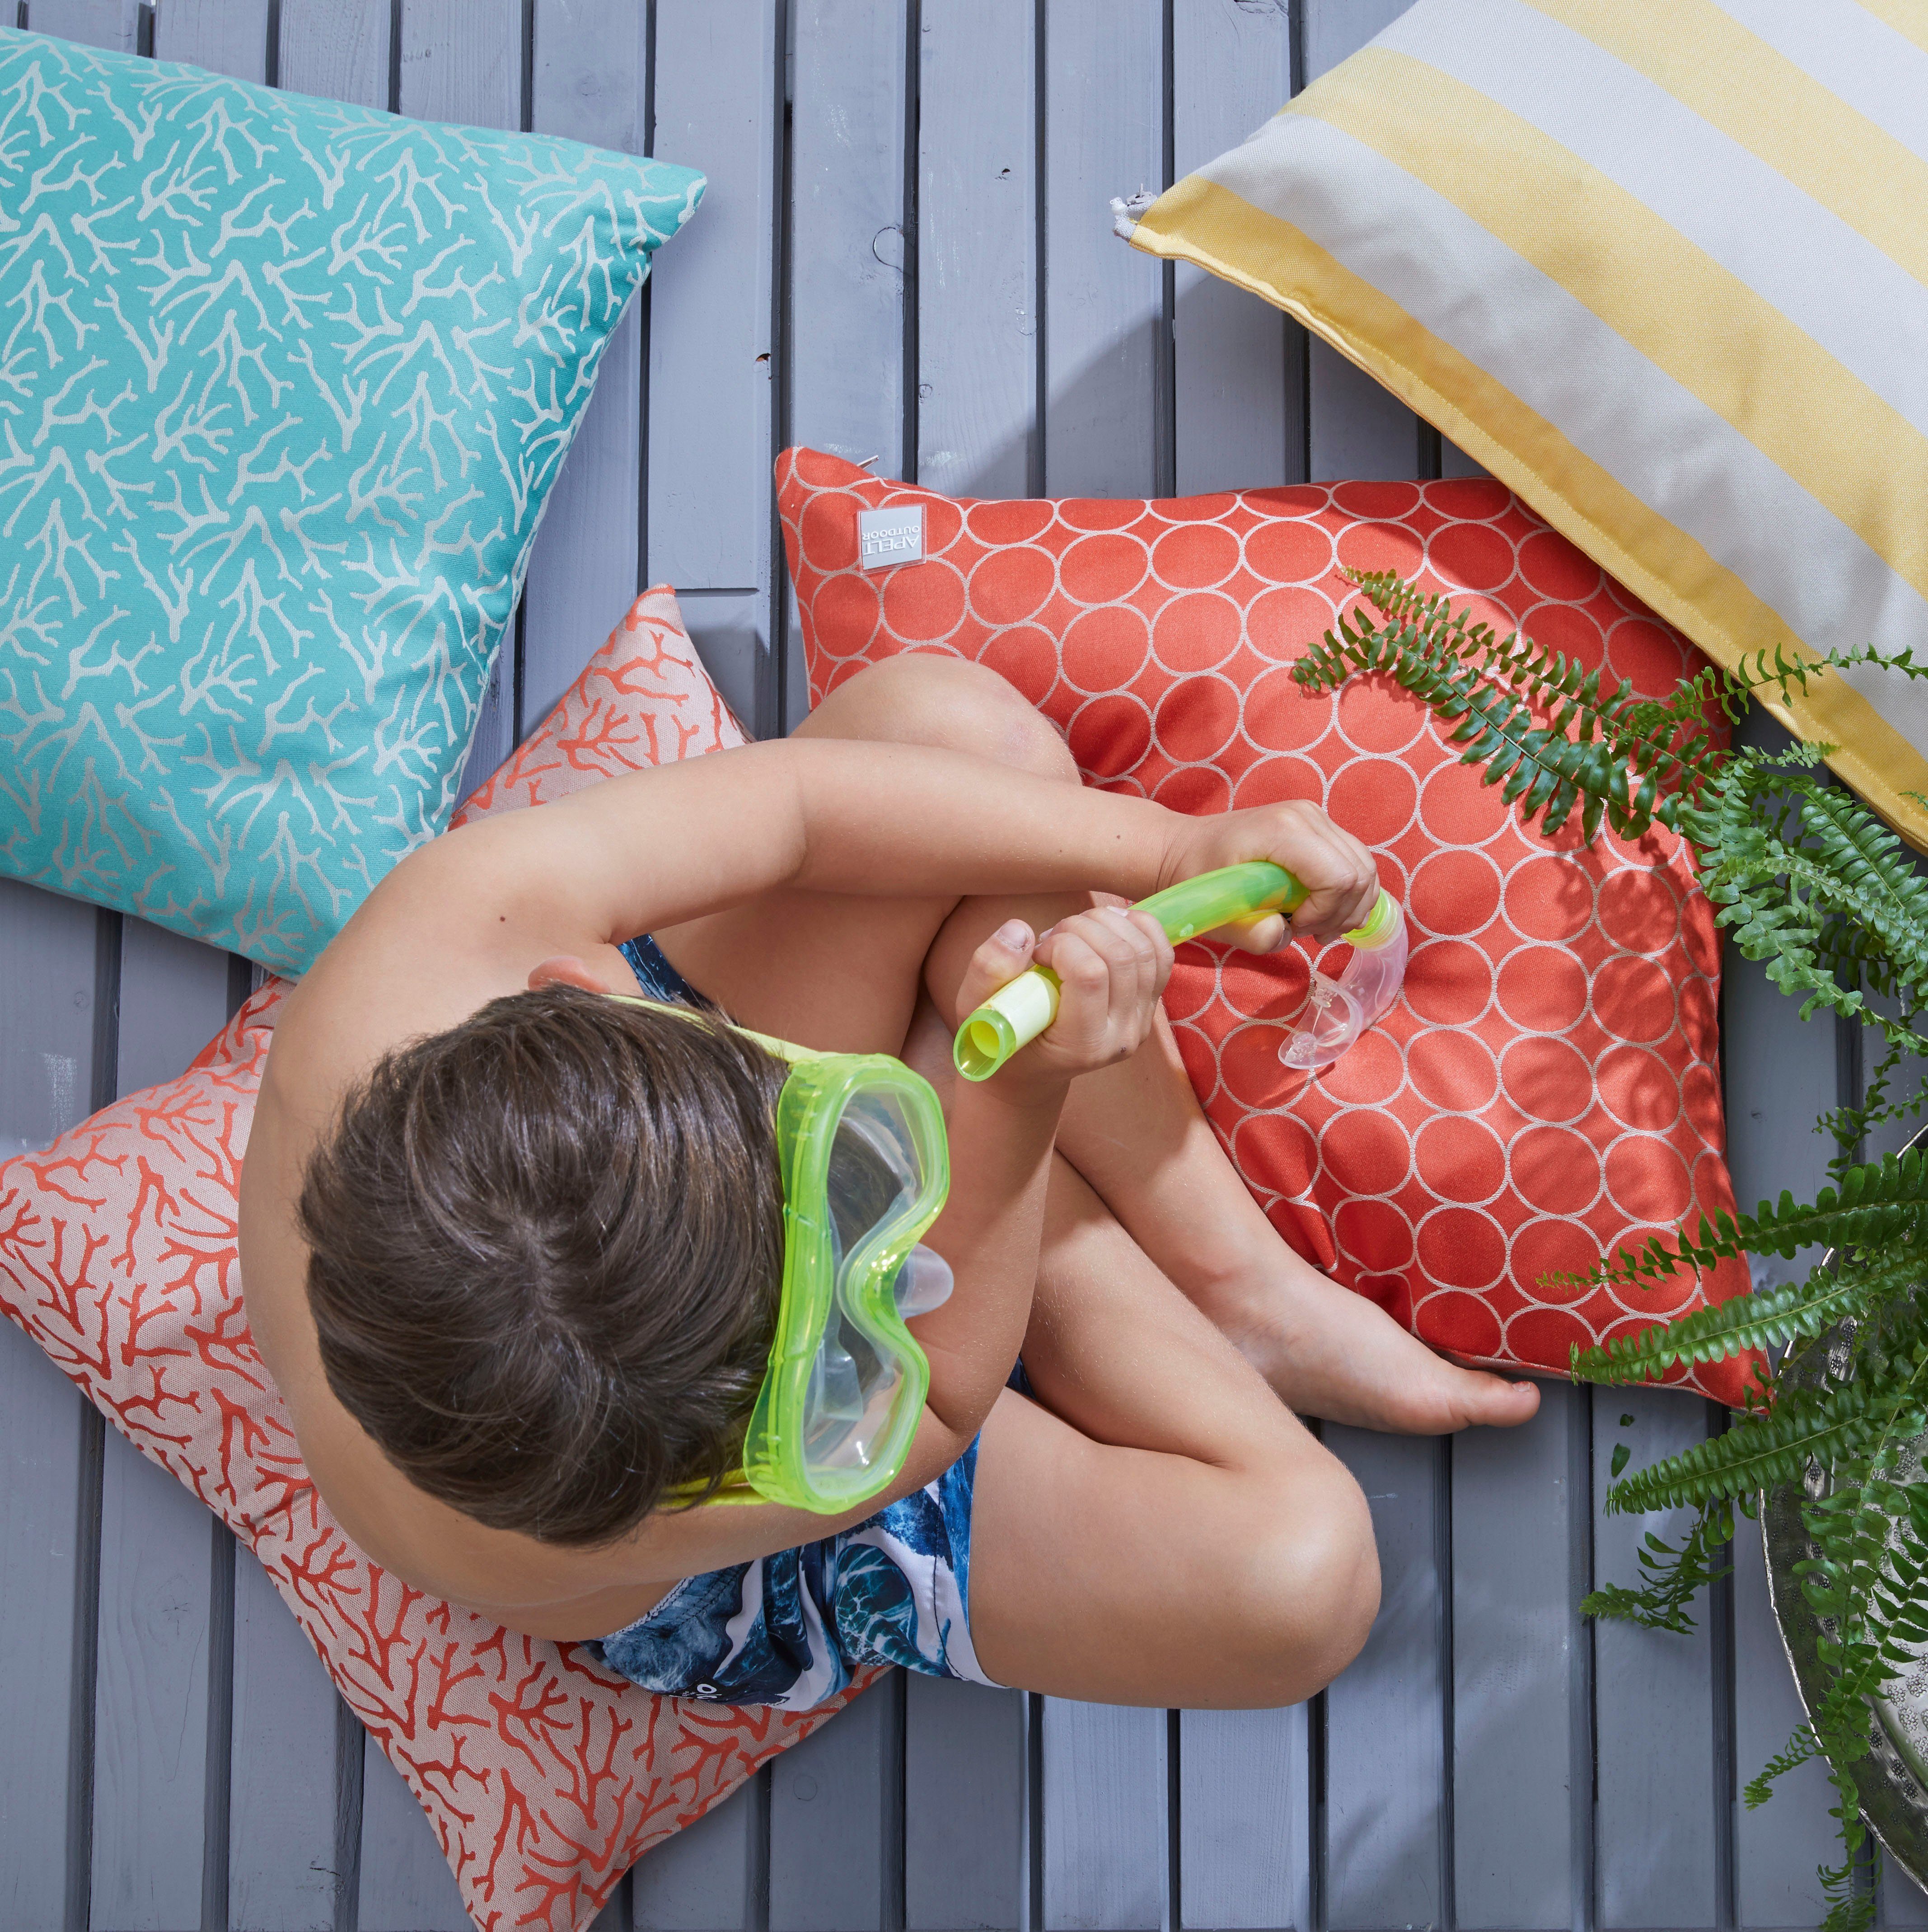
top-left (88, 1436), bottom-right (217, 1930)
top-left (0, 880), bottom-right (100, 1163)
top-left (152, 0), bottom-right (269, 77)
top-left (276, 0), bottom-right (391, 105)
top-left (352, 0), bottom-right (529, 1890)
top-left (676, 590), bottom-right (765, 742)
top-left (0, 1326), bottom-right (93, 1932)
top-left (1721, 704), bottom-right (1842, 1928)
top-left (392, 0), bottom-right (527, 799)
top-left (1166, 15), bottom-right (1311, 1893)
top-left (905, 1679), bottom-right (1026, 1932)
top-left (916, 0), bottom-right (1039, 499)
top-left (1451, 1384), bottom-right (1585, 1931)
top-left (594, 1871), bottom-right (636, 1932)
top-left (1040, 1701), bottom-right (1165, 1932)
top-left (396, 0), bottom-right (519, 126)
top-left (790, 0), bottom-right (910, 480)
top-left (769, 1681), bottom-right (897, 1932)
top-left (520, 0), bottom-right (650, 731)
top-left (1594, 1388), bottom-right (1720, 1931)
top-left (84, 830), bottom-right (236, 1932)
top-left (16, 9), bottom-right (240, 1917)
top-left (357, 1730), bottom-right (470, 1932)
top-left (1179, 1705), bottom-right (1311, 1932)
top-left (782, 0), bottom-right (912, 732)
top-left (1170, 0), bottom-right (1296, 496)
top-left (114, 920), bottom-right (232, 1097)
top-left (0, 876), bottom-right (103, 1930)
top-left (633, 1777), bottom-right (761, 1932)
top-left (1040, 0), bottom-right (1165, 498)
top-left (648, 0), bottom-right (782, 734)
top-left (140, 18), bottom-right (324, 1919)
top-left (1733, 1508), bottom-right (1838, 1931)
top-left (1300, 0), bottom-right (1419, 483)
top-left (87, 772), bottom-right (239, 1929)
top-left (1322, 1426), bottom-right (1445, 1932)
top-left (21, 0), bottom-right (139, 50)
top-left (227, 1549), bottom-right (346, 1932)
top-left (1887, 1858), bottom-right (1928, 1929)
top-left (1035, 21), bottom-right (1174, 1903)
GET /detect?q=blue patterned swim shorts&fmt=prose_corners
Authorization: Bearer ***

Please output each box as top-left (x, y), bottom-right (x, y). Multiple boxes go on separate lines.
top-left (591, 1443), bottom-right (999, 1707)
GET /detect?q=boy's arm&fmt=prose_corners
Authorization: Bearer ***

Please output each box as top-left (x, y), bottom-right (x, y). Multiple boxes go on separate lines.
top-left (332, 735), bottom-right (1377, 988)
top-left (866, 907), bottom-right (1176, 1492)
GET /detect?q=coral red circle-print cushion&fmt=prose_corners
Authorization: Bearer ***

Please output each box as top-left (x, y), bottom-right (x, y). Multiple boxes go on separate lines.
top-left (0, 588), bottom-right (867, 1932)
top-left (777, 450), bottom-right (1759, 1403)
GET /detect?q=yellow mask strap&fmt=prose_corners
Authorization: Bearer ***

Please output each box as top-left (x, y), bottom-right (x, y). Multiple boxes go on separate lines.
top-left (599, 987), bottom-right (831, 1065)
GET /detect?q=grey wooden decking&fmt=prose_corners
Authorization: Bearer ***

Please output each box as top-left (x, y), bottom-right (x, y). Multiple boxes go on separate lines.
top-left (1, 2), bottom-right (1921, 1928)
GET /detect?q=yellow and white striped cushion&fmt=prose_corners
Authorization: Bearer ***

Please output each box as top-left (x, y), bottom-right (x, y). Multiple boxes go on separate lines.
top-left (1123, 0), bottom-right (1928, 848)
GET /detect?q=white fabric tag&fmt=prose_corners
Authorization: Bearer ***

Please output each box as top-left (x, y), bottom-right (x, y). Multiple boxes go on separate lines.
top-left (857, 505), bottom-right (926, 572)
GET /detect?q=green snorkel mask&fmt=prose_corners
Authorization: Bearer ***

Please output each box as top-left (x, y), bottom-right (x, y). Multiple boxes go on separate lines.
top-left (606, 996), bottom-right (951, 1515)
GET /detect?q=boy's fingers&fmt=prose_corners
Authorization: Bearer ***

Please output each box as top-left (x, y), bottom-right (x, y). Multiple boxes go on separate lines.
top-left (1053, 908), bottom-right (1154, 1013)
top-left (1114, 905), bottom-right (1175, 996)
top-left (1286, 819), bottom-right (1379, 940)
top-left (1201, 910), bottom-right (1287, 955)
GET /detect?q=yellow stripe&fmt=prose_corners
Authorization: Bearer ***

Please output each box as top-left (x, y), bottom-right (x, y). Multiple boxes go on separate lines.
top-left (1855, 0), bottom-right (1928, 57)
top-left (1129, 174), bottom-right (1928, 848)
top-left (1301, 47), bottom-right (1928, 633)
top-left (1527, 0), bottom-right (1928, 294)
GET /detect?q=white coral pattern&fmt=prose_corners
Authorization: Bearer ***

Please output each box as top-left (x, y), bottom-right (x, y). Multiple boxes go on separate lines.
top-left (0, 28), bottom-right (702, 971)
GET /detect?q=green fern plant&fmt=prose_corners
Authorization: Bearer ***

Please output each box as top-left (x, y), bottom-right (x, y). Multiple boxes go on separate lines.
top-left (1296, 572), bottom-right (1928, 1929)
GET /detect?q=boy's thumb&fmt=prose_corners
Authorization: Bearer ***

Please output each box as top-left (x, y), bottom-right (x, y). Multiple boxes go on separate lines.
top-left (955, 919), bottom-right (1036, 1018)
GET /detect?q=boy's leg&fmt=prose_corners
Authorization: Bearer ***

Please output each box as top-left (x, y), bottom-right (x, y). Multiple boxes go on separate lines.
top-left (658, 652), bottom-right (1535, 1434)
top-left (962, 1153), bottom-right (1376, 1707)
top-left (645, 654), bottom-right (1054, 1057)
top-left (1048, 1012), bottom-right (1539, 1433)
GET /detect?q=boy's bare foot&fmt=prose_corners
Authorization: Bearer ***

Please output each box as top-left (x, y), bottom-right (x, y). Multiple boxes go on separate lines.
top-left (1197, 1244), bottom-right (1541, 1435)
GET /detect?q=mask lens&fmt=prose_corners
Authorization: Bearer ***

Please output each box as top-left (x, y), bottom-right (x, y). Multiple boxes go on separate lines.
top-left (825, 1091), bottom-right (919, 1254)
top-left (800, 1090), bottom-right (933, 1478)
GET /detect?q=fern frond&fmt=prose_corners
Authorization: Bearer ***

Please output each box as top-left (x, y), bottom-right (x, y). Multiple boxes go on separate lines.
top-left (1559, 1149), bottom-right (1928, 1310)
top-left (1604, 1365), bottom-right (1928, 1515)
top-left (1582, 1501), bottom-right (1734, 1633)
top-left (1324, 570), bottom-right (1726, 835)
top-left (1689, 747), bottom-right (1928, 1049)
top-left (1743, 1725), bottom-right (1826, 1806)
top-left (1570, 1267), bottom-right (1871, 1387)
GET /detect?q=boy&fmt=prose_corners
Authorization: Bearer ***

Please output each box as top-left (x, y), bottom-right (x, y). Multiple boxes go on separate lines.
top-left (239, 655), bottom-right (1536, 1710)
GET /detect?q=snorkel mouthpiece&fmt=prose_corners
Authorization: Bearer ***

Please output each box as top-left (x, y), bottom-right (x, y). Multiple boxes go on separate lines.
top-left (953, 966), bottom-right (1061, 1080)
top-left (951, 867), bottom-right (1408, 1081)
top-left (1279, 889), bottom-right (1407, 1073)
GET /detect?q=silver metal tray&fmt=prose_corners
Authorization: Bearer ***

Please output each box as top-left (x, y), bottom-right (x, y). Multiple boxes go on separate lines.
top-left (1764, 1320), bottom-right (1928, 1888)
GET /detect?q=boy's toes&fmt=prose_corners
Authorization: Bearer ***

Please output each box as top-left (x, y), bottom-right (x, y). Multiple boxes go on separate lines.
top-left (1451, 1369), bottom-right (1541, 1430)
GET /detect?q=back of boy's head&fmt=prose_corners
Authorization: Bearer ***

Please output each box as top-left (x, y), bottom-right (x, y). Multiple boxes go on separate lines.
top-left (297, 984), bottom-right (787, 1547)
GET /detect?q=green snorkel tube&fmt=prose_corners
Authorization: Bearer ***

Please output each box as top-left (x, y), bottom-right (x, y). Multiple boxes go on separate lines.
top-left (952, 862), bottom-right (1407, 1081)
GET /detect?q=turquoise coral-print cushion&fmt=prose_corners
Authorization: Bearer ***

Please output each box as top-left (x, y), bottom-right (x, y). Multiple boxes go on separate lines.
top-left (0, 28), bottom-right (702, 973)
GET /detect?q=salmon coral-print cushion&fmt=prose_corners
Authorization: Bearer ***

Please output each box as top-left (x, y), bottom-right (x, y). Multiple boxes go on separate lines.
top-left (0, 586), bottom-right (866, 1932)
top-left (777, 449), bottom-right (1760, 1404)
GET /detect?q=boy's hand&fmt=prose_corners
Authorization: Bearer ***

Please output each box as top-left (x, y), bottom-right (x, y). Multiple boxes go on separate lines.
top-left (957, 905), bottom-right (1174, 1089)
top-left (1162, 799), bottom-right (1379, 951)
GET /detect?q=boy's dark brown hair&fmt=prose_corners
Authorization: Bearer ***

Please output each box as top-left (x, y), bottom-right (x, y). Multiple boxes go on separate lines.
top-left (297, 984), bottom-right (787, 1546)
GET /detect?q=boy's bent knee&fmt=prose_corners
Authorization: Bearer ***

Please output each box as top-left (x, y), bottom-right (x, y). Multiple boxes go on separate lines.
top-left (802, 655), bottom-right (1077, 785)
top-left (1224, 1469), bottom-right (1379, 1705)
